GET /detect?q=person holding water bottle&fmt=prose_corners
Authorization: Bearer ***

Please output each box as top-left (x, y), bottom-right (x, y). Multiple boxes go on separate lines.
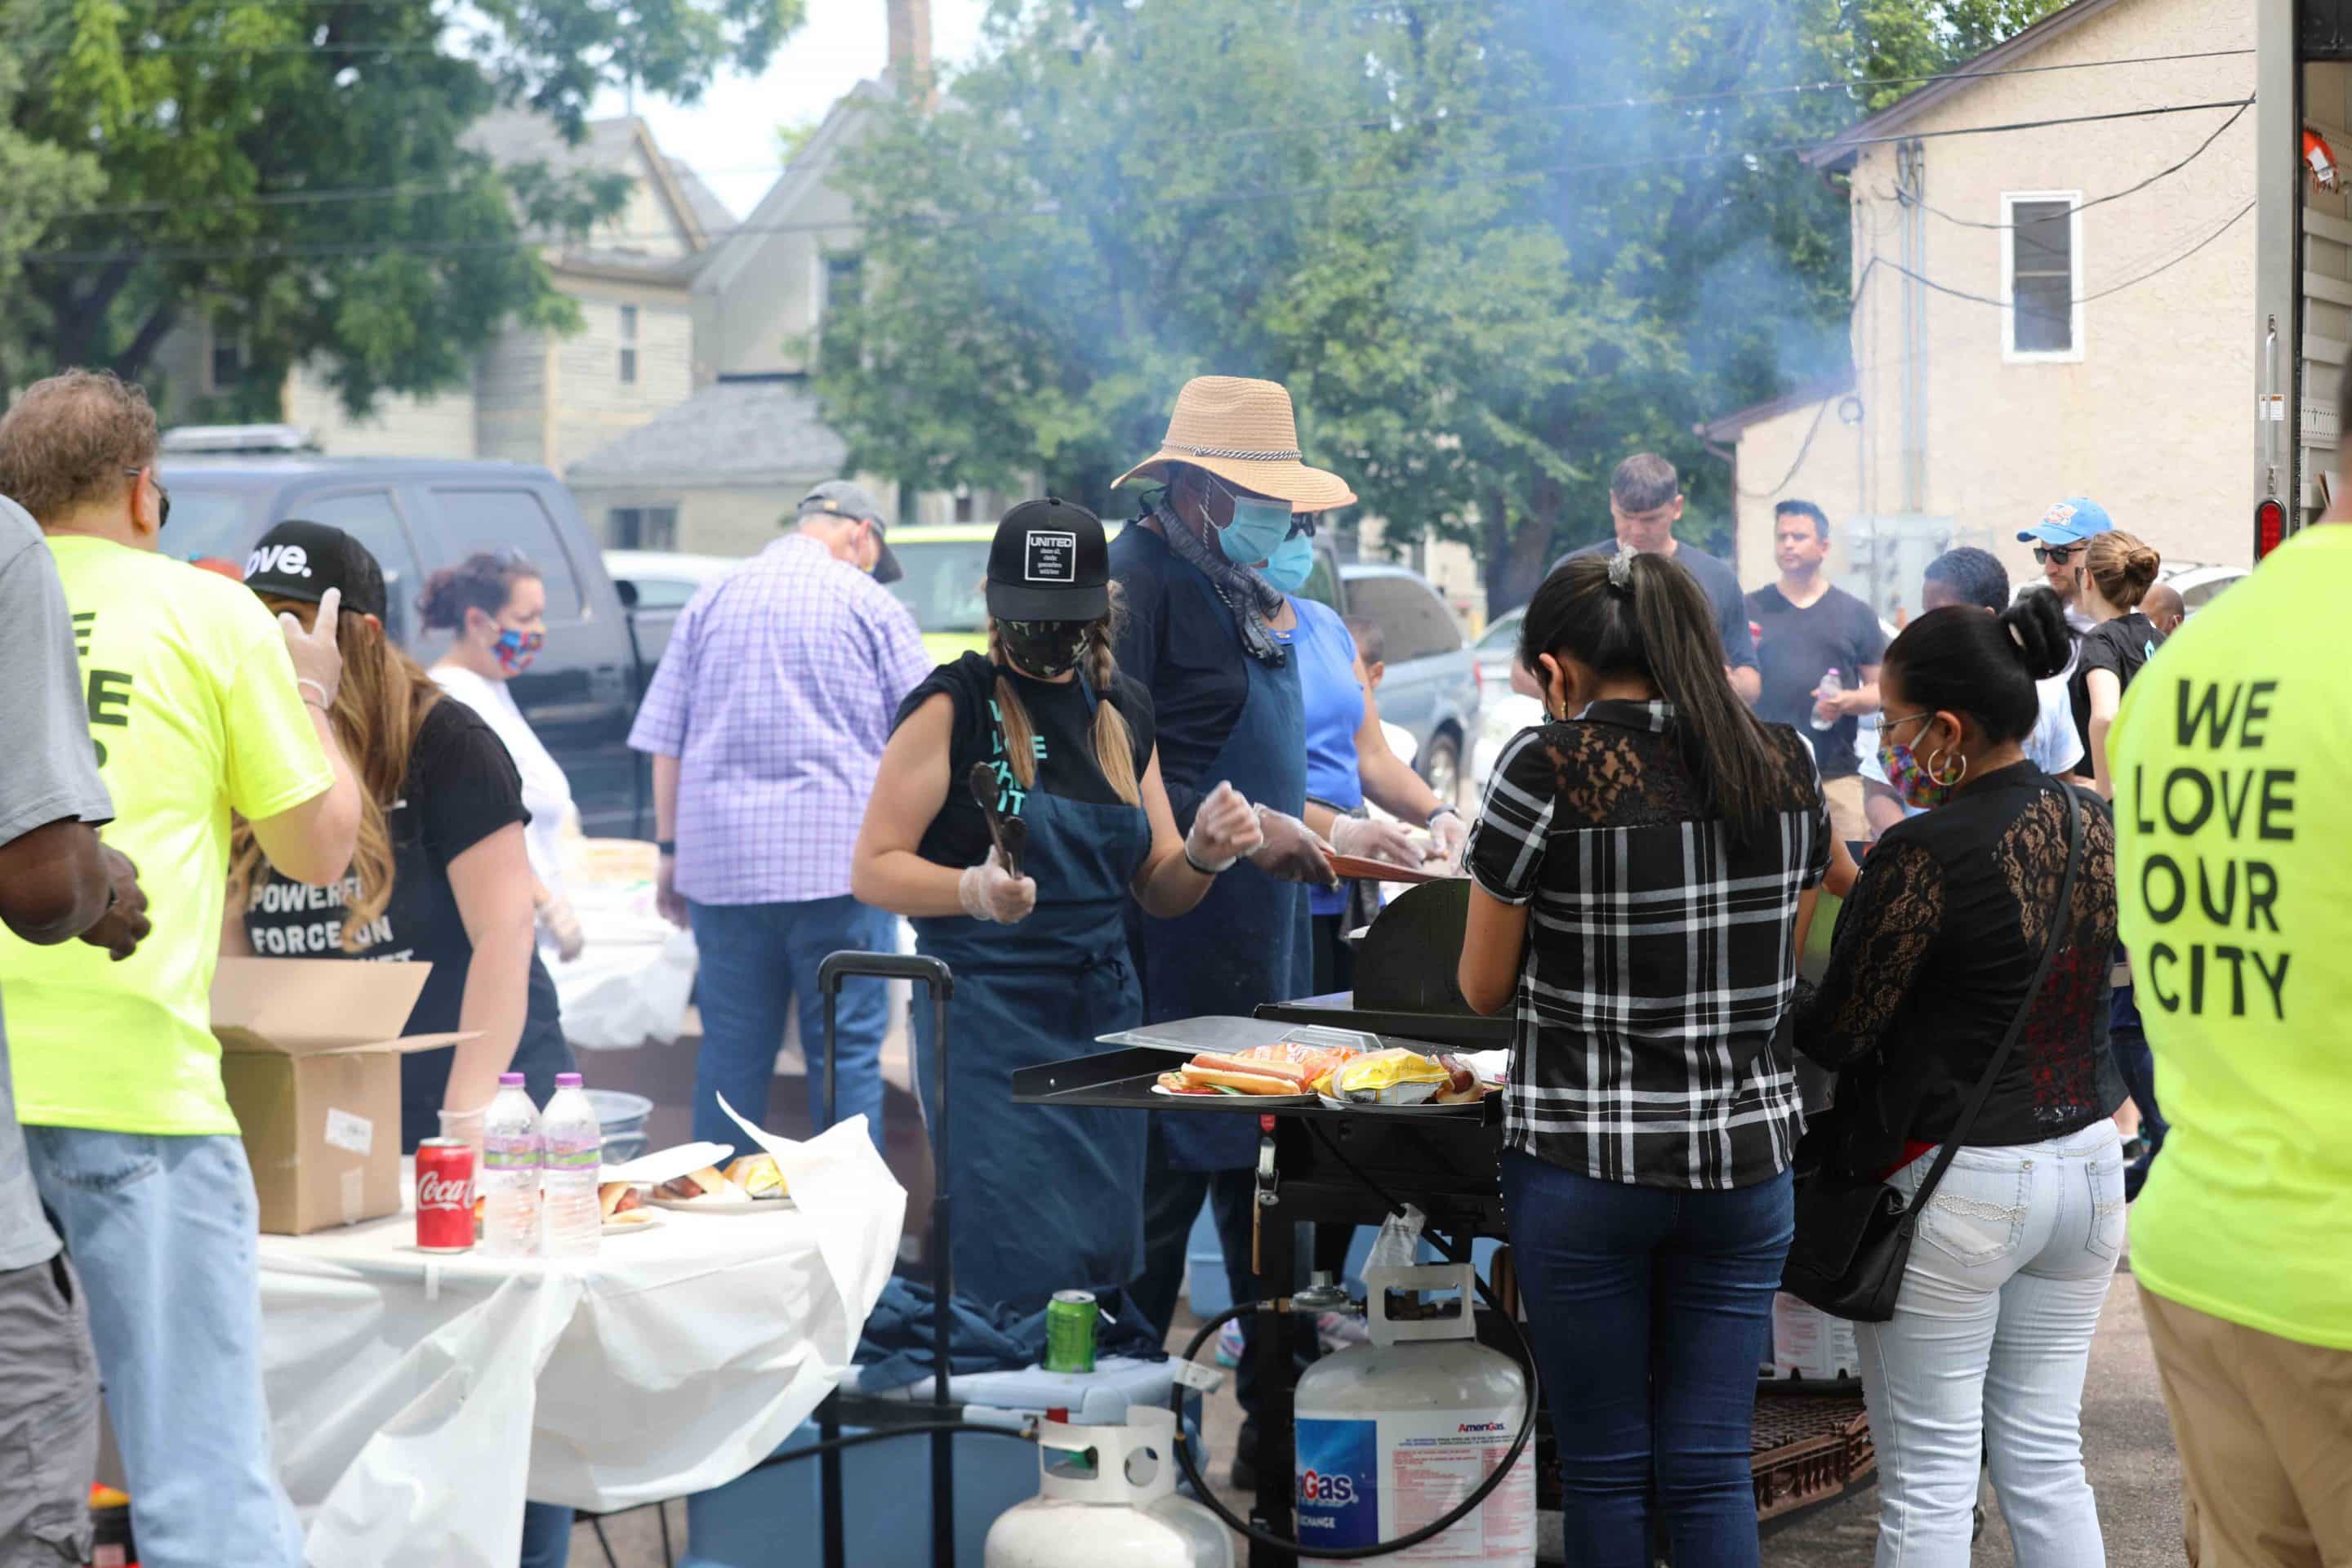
top-left (1745, 500), bottom-right (1885, 844)
top-left (225, 522), bottom-right (581, 1567)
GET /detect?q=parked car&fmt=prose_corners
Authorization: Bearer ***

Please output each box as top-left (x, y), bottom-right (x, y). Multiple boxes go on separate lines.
top-left (1321, 561), bottom-right (1480, 805)
top-left (2157, 560), bottom-right (2247, 615)
top-left (157, 453), bottom-right (653, 839)
top-left (604, 550), bottom-right (739, 670)
top-left (1471, 607), bottom-right (1525, 702)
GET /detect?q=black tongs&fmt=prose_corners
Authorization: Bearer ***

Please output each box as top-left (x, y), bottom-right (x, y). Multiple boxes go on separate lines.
top-left (968, 762), bottom-right (1028, 880)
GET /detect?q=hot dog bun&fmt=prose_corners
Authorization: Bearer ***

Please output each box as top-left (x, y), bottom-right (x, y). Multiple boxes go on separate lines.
top-left (1182, 1062), bottom-right (1312, 1095)
top-left (724, 1153), bottom-right (789, 1200)
top-left (655, 1165), bottom-right (731, 1201)
top-left (1187, 1053), bottom-right (1316, 1089)
top-left (599, 1182), bottom-right (644, 1218)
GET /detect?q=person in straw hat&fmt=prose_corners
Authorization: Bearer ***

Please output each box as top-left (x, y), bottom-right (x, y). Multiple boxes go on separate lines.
top-left (1110, 374), bottom-right (1349, 1489)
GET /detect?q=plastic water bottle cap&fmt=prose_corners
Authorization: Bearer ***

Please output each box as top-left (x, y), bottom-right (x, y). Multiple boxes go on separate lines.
top-left (555, 1072), bottom-right (583, 1088)
top-left (498, 1072), bottom-right (526, 1086)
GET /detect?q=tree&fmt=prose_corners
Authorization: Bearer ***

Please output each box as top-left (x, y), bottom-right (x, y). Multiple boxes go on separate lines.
top-left (818, 0), bottom-right (1644, 590)
top-left (820, 0), bottom-right (2068, 613)
top-left (4, 0), bottom-right (805, 414)
top-left (0, 49), bottom-right (101, 394)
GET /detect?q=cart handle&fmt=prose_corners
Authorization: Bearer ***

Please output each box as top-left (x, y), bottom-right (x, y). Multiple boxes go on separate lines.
top-left (818, 951), bottom-right (954, 997)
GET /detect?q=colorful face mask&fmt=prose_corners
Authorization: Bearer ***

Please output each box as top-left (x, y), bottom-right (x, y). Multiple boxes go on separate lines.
top-left (1876, 713), bottom-right (1959, 811)
top-left (493, 627), bottom-right (545, 675)
top-left (1000, 619), bottom-right (1089, 679)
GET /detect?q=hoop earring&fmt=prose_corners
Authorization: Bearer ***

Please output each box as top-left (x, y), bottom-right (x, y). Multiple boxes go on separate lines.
top-left (1926, 746), bottom-right (1970, 788)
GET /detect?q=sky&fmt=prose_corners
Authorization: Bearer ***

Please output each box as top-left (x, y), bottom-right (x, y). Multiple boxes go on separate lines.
top-left (594, 0), bottom-right (996, 219)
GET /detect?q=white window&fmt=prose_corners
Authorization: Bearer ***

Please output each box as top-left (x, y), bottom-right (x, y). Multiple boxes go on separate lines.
top-left (2002, 191), bottom-right (2082, 363)
top-left (619, 304), bottom-right (639, 385)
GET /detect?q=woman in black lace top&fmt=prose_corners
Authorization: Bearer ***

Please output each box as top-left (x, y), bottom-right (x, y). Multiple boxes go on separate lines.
top-left (1460, 550), bottom-right (1829, 1568)
top-left (1791, 591), bottom-right (2126, 1566)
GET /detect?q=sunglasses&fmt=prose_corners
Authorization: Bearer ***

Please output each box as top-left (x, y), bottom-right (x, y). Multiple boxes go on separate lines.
top-left (123, 466), bottom-right (170, 529)
top-left (2031, 544), bottom-right (2082, 565)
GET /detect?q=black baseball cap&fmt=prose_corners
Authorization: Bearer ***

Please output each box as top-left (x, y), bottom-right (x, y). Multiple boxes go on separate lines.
top-left (797, 480), bottom-right (902, 585)
top-left (242, 519), bottom-right (389, 620)
top-left (987, 497), bottom-right (1109, 622)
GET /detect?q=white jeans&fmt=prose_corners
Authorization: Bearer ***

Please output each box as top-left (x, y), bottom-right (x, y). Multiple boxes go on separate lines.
top-left (1854, 1122), bottom-right (2125, 1568)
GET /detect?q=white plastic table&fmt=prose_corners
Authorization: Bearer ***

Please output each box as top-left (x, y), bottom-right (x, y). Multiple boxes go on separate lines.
top-left (255, 1118), bottom-right (905, 1568)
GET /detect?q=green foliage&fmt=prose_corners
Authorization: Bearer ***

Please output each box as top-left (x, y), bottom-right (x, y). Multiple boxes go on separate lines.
top-left (0, 47), bottom-right (102, 390)
top-left (3, 0), bottom-right (804, 414)
top-left (818, 0), bottom-right (1631, 584)
top-left (821, 0), bottom-right (2068, 610)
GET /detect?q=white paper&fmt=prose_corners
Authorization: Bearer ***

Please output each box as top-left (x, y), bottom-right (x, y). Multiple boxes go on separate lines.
top-left (600, 1139), bottom-right (737, 1187)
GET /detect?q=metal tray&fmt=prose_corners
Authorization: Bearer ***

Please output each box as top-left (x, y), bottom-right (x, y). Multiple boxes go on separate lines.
top-left (1010, 1045), bottom-right (1486, 1120)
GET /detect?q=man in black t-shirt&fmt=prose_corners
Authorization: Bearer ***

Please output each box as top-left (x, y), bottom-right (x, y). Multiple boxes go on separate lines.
top-left (1534, 453), bottom-right (1762, 704)
top-left (1744, 500), bottom-right (1885, 842)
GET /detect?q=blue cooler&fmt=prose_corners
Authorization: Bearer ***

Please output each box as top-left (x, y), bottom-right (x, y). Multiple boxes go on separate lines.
top-left (681, 1358), bottom-right (1200, 1568)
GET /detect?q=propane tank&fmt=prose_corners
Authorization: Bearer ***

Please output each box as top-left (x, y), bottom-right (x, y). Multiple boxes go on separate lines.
top-left (1293, 1264), bottom-right (1534, 1566)
top-left (984, 1405), bottom-right (1234, 1568)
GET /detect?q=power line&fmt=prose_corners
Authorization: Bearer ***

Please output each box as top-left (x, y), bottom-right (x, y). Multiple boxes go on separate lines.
top-left (1877, 198), bottom-right (2253, 326)
top-left (22, 96), bottom-right (2255, 265)
top-left (1886, 95), bottom-right (2251, 230)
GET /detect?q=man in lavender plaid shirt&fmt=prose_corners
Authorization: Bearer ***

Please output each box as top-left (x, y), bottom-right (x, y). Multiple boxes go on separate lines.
top-left (630, 481), bottom-right (928, 1150)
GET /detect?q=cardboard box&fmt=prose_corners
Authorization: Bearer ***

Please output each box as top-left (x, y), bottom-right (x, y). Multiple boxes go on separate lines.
top-left (212, 957), bottom-right (468, 1236)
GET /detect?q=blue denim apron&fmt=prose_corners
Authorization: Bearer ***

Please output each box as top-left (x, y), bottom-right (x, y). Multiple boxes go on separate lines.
top-left (911, 687), bottom-right (1155, 1312)
top-left (1134, 572), bottom-right (1314, 1173)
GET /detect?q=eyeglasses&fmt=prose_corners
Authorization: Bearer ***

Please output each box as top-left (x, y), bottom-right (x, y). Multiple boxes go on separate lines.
top-left (1881, 710), bottom-right (1935, 737)
top-left (2031, 544), bottom-right (2081, 565)
top-left (122, 466), bottom-right (169, 529)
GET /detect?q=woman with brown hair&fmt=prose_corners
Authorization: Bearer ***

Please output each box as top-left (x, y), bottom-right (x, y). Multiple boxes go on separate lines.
top-left (2068, 528), bottom-right (2165, 800)
top-left (852, 498), bottom-right (1262, 1311)
top-left (226, 523), bottom-right (575, 1147)
top-left (227, 522), bottom-right (579, 1566)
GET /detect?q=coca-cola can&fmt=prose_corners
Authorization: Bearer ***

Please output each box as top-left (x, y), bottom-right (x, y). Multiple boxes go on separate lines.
top-left (415, 1138), bottom-right (477, 1253)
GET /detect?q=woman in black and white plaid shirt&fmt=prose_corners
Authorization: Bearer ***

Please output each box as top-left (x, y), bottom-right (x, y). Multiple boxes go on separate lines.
top-left (1459, 549), bottom-right (1830, 1568)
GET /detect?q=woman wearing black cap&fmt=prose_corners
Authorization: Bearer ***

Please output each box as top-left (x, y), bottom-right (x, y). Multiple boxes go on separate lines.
top-left (225, 521), bottom-right (580, 1563)
top-left (852, 498), bottom-right (1264, 1310)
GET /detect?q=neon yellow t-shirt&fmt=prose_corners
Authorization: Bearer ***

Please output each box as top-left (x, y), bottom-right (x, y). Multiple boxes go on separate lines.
top-left (2111, 524), bottom-right (2352, 1351)
top-left (0, 535), bottom-right (332, 1135)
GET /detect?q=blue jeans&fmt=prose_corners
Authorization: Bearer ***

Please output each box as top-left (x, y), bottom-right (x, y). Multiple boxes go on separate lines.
top-left (24, 1129), bottom-right (303, 1568)
top-left (2109, 984), bottom-right (2166, 1200)
top-left (1500, 1152), bottom-right (1794, 1568)
top-left (519, 1502), bottom-right (572, 1568)
top-left (688, 896), bottom-right (893, 1151)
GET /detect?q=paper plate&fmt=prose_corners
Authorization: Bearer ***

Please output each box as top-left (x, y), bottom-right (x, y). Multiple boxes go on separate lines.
top-left (603, 1210), bottom-right (665, 1236)
top-left (648, 1192), bottom-right (796, 1214)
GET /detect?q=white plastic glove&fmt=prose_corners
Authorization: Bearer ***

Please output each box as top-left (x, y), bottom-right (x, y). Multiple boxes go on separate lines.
top-left (1428, 808), bottom-right (1469, 870)
top-left (1328, 813), bottom-right (1422, 870)
top-left (1185, 781), bottom-right (1264, 873)
top-left (1247, 808), bottom-right (1341, 889)
top-left (958, 848), bottom-right (1037, 924)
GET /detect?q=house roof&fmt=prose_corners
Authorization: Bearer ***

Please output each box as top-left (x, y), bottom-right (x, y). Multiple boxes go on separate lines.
top-left (463, 110), bottom-right (717, 274)
top-left (668, 158), bottom-right (737, 238)
top-left (1805, 0), bottom-right (2127, 170)
top-left (695, 80), bottom-right (890, 301)
top-left (1696, 369), bottom-right (1855, 444)
top-left (566, 374), bottom-right (849, 488)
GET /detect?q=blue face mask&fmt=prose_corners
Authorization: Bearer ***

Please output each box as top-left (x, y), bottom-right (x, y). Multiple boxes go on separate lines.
top-left (1212, 479), bottom-right (1295, 572)
top-left (1262, 530), bottom-right (1315, 592)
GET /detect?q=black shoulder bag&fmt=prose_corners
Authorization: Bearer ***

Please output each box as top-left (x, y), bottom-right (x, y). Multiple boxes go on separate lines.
top-left (1781, 782), bottom-right (2082, 1323)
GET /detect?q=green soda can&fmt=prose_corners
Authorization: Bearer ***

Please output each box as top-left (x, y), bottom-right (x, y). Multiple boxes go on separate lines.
top-left (1044, 1289), bottom-right (1098, 1374)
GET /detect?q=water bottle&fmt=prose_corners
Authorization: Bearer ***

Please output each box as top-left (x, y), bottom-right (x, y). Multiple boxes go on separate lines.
top-left (538, 1072), bottom-right (604, 1259)
top-left (479, 1073), bottom-right (542, 1258)
top-left (1809, 668), bottom-right (1844, 732)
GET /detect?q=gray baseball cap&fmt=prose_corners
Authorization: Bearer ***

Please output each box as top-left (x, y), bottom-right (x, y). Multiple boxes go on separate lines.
top-left (797, 480), bottom-right (901, 584)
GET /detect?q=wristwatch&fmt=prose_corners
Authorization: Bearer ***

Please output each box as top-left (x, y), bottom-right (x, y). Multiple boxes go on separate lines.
top-left (1426, 804), bottom-right (1461, 828)
top-left (657, 840), bottom-right (676, 858)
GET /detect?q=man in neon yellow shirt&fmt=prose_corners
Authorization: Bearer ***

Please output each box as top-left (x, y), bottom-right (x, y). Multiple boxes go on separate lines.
top-left (2110, 372), bottom-right (2352, 1566)
top-left (0, 371), bottom-right (361, 1568)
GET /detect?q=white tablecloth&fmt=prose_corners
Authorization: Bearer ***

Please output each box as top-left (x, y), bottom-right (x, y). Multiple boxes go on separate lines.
top-left (256, 1117), bottom-right (906, 1567)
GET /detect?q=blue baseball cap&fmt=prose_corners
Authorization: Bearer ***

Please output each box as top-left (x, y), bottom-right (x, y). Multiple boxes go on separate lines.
top-left (2016, 497), bottom-right (2114, 546)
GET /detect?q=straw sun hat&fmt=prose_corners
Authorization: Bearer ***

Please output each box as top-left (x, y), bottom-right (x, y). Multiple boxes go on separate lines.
top-left (1115, 375), bottom-right (1357, 512)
